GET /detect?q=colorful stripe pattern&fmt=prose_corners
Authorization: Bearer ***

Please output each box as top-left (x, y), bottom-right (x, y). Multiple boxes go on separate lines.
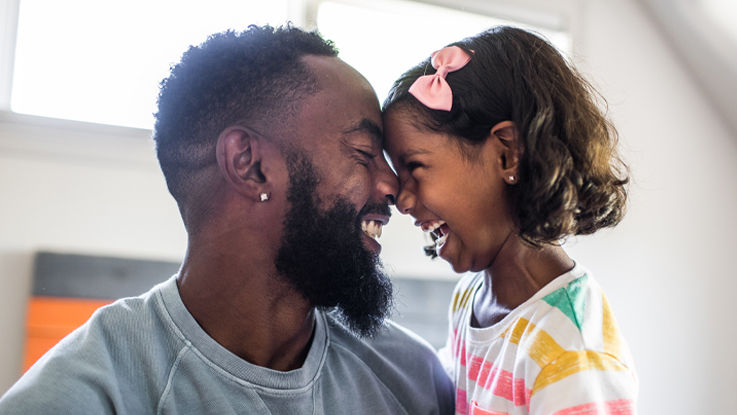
top-left (440, 267), bottom-right (637, 415)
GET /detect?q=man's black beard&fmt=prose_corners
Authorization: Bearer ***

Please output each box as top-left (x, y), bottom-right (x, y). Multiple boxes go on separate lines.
top-left (274, 152), bottom-right (393, 337)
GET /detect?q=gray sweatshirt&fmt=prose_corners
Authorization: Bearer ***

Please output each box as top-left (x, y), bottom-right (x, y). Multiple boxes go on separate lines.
top-left (0, 276), bottom-right (454, 414)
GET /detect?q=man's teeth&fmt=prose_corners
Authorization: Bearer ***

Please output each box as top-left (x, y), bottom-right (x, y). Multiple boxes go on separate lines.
top-left (361, 220), bottom-right (383, 239)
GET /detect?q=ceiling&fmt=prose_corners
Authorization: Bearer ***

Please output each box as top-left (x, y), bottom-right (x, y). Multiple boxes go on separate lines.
top-left (640, 0), bottom-right (737, 137)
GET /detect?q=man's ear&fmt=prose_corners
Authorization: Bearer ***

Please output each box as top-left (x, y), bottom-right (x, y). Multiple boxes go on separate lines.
top-left (490, 120), bottom-right (521, 184)
top-left (215, 126), bottom-right (270, 201)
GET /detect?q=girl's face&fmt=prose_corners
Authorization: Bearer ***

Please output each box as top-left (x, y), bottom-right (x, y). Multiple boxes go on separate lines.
top-left (383, 109), bottom-right (517, 273)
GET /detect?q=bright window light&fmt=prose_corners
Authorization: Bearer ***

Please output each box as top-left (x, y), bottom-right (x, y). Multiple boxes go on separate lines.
top-left (317, 0), bottom-right (571, 103)
top-left (10, 0), bottom-right (290, 129)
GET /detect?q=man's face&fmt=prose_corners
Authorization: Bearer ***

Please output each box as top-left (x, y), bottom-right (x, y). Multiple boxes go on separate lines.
top-left (274, 56), bottom-right (399, 336)
top-left (290, 55), bottom-right (398, 254)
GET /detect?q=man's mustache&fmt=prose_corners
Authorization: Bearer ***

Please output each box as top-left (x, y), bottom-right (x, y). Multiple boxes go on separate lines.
top-left (358, 202), bottom-right (392, 218)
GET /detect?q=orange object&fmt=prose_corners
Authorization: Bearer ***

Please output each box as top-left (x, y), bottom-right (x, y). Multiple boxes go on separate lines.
top-left (23, 296), bottom-right (111, 372)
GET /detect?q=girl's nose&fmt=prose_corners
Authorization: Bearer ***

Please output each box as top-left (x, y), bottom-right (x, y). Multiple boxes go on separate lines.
top-left (396, 187), bottom-right (416, 215)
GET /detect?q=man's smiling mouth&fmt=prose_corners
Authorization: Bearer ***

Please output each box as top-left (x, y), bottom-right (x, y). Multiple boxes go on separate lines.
top-left (361, 220), bottom-right (384, 240)
top-left (358, 203), bottom-right (391, 243)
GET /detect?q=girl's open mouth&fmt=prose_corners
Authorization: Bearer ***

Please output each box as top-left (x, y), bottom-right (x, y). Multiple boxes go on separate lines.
top-left (421, 220), bottom-right (449, 256)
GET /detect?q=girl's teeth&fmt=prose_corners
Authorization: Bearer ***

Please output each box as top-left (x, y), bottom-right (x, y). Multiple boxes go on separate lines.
top-left (434, 233), bottom-right (448, 247)
top-left (420, 221), bottom-right (448, 249)
top-left (421, 220), bottom-right (446, 233)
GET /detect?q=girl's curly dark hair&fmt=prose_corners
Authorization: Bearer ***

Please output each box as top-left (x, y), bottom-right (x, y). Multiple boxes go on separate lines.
top-left (384, 26), bottom-right (629, 246)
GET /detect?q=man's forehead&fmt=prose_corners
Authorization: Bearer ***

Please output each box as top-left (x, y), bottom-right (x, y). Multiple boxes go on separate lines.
top-left (301, 55), bottom-right (357, 82)
top-left (342, 118), bottom-right (383, 145)
top-left (300, 55), bottom-right (378, 102)
top-left (293, 56), bottom-right (382, 145)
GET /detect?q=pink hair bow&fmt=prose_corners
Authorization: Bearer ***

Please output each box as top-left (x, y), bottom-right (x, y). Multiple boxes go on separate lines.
top-left (408, 46), bottom-right (472, 111)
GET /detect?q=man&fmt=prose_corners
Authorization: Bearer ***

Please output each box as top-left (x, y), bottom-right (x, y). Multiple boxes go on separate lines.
top-left (0, 25), bottom-right (454, 413)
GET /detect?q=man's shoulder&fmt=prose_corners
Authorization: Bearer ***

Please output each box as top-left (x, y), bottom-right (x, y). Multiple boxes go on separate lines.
top-left (0, 278), bottom-right (183, 414)
top-left (90, 279), bottom-right (169, 332)
top-left (53, 279), bottom-right (174, 358)
top-left (322, 312), bottom-right (454, 414)
top-left (323, 312), bottom-right (447, 386)
top-left (376, 319), bottom-right (439, 355)
top-left (325, 312), bottom-right (436, 358)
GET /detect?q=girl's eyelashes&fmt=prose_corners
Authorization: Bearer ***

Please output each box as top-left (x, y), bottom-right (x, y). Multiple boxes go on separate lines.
top-left (405, 161), bottom-right (424, 172)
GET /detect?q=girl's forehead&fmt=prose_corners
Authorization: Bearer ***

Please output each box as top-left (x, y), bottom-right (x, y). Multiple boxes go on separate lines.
top-left (383, 113), bottom-right (425, 150)
top-left (384, 122), bottom-right (459, 166)
top-left (384, 111), bottom-right (445, 144)
top-left (384, 108), bottom-right (427, 135)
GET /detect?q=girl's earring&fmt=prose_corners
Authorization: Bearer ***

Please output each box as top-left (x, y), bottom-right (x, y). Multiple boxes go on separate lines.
top-left (507, 175), bottom-right (516, 184)
top-left (259, 192), bottom-right (270, 202)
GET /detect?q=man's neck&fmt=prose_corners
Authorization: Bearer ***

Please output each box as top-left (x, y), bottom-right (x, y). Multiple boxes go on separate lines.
top-left (176, 245), bottom-right (317, 371)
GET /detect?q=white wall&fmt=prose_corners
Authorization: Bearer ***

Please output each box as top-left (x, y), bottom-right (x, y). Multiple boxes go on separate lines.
top-left (566, 0), bottom-right (737, 412)
top-left (1, 0), bottom-right (736, 412)
top-left (0, 114), bottom-right (188, 391)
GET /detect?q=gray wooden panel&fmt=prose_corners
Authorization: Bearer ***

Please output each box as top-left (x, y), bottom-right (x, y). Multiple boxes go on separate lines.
top-left (391, 277), bottom-right (456, 349)
top-left (32, 251), bottom-right (455, 348)
top-left (33, 252), bottom-right (179, 299)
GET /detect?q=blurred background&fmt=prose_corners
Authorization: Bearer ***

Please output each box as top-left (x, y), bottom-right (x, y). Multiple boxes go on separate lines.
top-left (1, 0), bottom-right (736, 412)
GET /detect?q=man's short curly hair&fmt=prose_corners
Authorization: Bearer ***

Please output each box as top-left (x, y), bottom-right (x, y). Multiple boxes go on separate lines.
top-left (153, 24), bottom-right (338, 216)
top-left (383, 26), bottom-right (629, 246)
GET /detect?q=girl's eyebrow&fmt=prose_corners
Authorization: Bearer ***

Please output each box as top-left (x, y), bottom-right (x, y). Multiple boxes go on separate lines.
top-left (398, 148), bottom-right (430, 164)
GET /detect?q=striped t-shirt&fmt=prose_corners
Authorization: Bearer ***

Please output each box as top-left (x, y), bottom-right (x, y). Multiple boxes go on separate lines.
top-left (438, 264), bottom-right (637, 415)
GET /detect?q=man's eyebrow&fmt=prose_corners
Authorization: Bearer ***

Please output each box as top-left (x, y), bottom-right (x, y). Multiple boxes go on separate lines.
top-left (343, 119), bottom-right (383, 144)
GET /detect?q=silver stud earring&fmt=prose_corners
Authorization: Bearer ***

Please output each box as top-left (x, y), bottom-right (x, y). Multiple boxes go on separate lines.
top-left (259, 192), bottom-right (270, 202)
top-left (508, 175), bottom-right (516, 184)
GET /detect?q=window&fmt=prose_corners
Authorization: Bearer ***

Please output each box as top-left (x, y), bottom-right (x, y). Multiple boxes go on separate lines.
top-left (9, 0), bottom-right (290, 129)
top-left (3, 0), bottom-right (570, 132)
top-left (316, 0), bottom-right (570, 102)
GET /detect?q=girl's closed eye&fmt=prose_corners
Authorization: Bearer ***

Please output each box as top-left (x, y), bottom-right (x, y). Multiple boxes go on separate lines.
top-left (405, 160), bottom-right (425, 172)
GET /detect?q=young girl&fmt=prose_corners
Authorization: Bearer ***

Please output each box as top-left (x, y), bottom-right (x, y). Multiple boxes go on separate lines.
top-left (383, 27), bottom-right (637, 414)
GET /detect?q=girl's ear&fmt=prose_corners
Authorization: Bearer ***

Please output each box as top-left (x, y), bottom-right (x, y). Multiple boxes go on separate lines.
top-left (215, 126), bottom-right (270, 201)
top-left (490, 120), bottom-right (521, 184)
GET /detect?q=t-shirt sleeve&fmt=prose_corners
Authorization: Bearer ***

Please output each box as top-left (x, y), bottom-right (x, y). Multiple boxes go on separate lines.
top-left (529, 350), bottom-right (638, 415)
